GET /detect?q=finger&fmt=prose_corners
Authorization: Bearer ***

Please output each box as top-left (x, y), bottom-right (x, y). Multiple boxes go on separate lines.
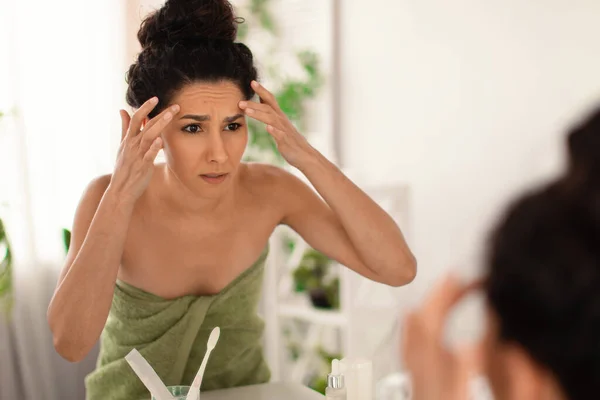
top-left (401, 312), bottom-right (421, 367)
top-left (242, 105), bottom-right (280, 128)
top-left (239, 100), bottom-right (275, 114)
top-left (456, 342), bottom-right (485, 377)
top-left (142, 103), bottom-right (180, 134)
top-left (421, 274), bottom-right (482, 337)
top-left (139, 104), bottom-right (180, 151)
top-left (143, 137), bottom-right (163, 163)
top-left (251, 80), bottom-right (281, 110)
top-left (266, 124), bottom-right (285, 141)
top-left (120, 109), bottom-right (131, 141)
top-left (128, 97), bottom-right (159, 137)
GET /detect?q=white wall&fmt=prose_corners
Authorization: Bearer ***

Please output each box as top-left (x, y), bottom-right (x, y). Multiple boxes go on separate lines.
top-left (340, 0), bottom-right (600, 340)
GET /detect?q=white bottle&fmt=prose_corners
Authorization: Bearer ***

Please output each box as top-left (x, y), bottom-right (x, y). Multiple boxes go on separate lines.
top-left (326, 359), bottom-right (347, 400)
top-left (339, 357), bottom-right (373, 400)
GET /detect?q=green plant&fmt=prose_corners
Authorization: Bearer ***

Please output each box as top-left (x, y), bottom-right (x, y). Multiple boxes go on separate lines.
top-left (307, 347), bottom-right (344, 394)
top-left (292, 249), bottom-right (339, 310)
top-left (0, 111), bottom-right (14, 317)
top-left (62, 228), bottom-right (71, 253)
top-left (0, 217), bottom-right (14, 317)
top-left (308, 376), bottom-right (328, 395)
top-left (235, 0), bottom-right (323, 164)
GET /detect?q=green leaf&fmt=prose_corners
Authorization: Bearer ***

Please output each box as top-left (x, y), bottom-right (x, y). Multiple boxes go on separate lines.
top-left (308, 377), bottom-right (327, 395)
top-left (259, 11), bottom-right (276, 34)
top-left (249, 0), bottom-right (276, 32)
top-left (239, 0), bottom-right (325, 165)
top-left (237, 19), bottom-right (249, 41)
top-left (62, 228), bottom-right (71, 253)
top-left (0, 217), bottom-right (14, 317)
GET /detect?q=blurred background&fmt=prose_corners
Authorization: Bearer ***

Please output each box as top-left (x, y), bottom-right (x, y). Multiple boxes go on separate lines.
top-left (1, 0), bottom-right (599, 399)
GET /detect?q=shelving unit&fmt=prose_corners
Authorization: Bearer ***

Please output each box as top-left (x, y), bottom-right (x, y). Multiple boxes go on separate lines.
top-left (260, 181), bottom-right (412, 385)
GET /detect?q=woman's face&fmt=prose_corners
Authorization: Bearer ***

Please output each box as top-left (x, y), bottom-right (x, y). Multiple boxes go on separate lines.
top-left (160, 81), bottom-right (248, 196)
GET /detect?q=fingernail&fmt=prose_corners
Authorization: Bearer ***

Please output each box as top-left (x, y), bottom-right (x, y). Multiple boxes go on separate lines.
top-left (171, 104), bottom-right (180, 112)
top-left (150, 97), bottom-right (159, 104)
top-left (164, 112), bottom-right (173, 121)
top-left (245, 108), bottom-right (254, 114)
top-left (239, 101), bottom-right (247, 107)
top-left (251, 81), bottom-right (259, 88)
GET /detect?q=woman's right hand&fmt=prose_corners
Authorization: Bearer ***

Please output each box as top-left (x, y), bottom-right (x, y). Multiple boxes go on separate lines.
top-left (401, 274), bottom-right (484, 400)
top-left (108, 97), bottom-right (180, 206)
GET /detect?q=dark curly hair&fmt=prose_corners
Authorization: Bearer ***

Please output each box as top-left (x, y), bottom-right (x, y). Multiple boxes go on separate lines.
top-left (125, 0), bottom-right (258, 118)
top-left (485, 105), bottom-right (600, 399)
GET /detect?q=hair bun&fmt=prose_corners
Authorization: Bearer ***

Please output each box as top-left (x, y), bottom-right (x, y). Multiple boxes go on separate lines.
top-left (564, 105), bottom-right (600, 189)
top-left (138, 0), bottom-right (240, 48)
top-left (560, 104), bottom-right (600, 224)
top-left (567, 106), bottom-right (600, 170)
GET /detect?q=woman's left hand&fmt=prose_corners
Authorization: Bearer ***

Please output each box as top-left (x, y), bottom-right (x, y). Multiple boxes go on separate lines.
top-left (239, 80), bottom-right (316, 168)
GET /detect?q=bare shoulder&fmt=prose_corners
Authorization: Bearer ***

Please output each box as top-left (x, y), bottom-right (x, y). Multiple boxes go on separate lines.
top-left (240, 162), bottom-right (318, 220)
top-left (73, 174), bottom-right (113, 228)
top-left (56, 173), bottom-right (113, 283)
top-left (85, 174), bottom-right (112, 197)
top-left (240, 162), bottom-right (308, 197)
top-left (70, 174), bottom-right (113, 237)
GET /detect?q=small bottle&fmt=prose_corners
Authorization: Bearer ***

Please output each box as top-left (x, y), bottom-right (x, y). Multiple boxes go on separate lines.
top-left (326, 359), bottom-right (347, 399)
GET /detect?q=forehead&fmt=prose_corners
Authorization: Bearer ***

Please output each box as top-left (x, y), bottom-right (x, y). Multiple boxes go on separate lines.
top-left (171, 81), bottom-right (244, 109)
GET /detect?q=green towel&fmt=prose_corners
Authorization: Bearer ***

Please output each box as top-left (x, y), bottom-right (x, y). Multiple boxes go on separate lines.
top-left (84, 247), bottom-right (271, 400)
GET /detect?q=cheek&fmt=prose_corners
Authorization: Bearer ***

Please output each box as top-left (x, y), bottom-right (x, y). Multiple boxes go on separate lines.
top-left (225, 132), bottom-right (248, 158)
top-left (161, 133), bottom-right (196, 165)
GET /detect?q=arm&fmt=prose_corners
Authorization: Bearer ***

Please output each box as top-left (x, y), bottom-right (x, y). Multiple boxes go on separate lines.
top-left (47, 175), bottom-right (135, 362)
top-left (47, 98), bottom-right (176, 362)
top-left (240, 81), bottom-right (416, 286)
top-left (276, 162), bottom-right (416, 287)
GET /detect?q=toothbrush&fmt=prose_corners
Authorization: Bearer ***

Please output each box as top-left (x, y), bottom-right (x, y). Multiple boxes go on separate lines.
top-left (125, 349), bottom-right (175, 400)
top-left (185, 327), bottom-right (221, 400)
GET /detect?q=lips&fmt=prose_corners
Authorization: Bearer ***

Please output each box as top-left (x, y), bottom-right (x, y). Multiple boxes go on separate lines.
top-left (200, 173), bottom-right (228, 184)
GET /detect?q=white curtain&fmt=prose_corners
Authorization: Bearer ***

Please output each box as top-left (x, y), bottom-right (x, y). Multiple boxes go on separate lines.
top-left (0, 0), bottom-right (126, 399)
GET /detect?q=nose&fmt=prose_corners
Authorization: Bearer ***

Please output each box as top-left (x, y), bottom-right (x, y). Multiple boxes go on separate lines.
top-left (206, 132), bottom-right (228, 164)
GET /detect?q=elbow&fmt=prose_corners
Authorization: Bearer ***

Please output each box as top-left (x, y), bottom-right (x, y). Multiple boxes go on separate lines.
top-left (51, 333), bottom-right (88, 363)
top-left (388, 254), bottom-right (417, 287)
top-left (48, 310), bottom-right (88, 363)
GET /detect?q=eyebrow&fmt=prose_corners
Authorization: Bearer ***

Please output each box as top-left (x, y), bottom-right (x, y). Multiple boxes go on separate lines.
top-left (179, 114), bottom-right (244, 123)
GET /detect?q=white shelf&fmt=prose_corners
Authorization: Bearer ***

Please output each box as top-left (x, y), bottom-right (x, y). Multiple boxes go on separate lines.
top-left (277, 300), bottom-right (347, 327)
top-left (261, 182), bottom-right (411, 386)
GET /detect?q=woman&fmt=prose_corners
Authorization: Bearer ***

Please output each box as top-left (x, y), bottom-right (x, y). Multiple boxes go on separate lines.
top-left (402, 105), bottom-right (600, 399)
top-left (46, 0), bottom-right (416, 399)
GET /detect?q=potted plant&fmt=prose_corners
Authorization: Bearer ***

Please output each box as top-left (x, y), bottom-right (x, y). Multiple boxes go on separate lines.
top-left (292, 249), bottom-right (340, 310)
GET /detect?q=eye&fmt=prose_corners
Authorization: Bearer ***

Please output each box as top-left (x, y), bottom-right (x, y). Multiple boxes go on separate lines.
top-left (225, 123), bottom-right (242, 132)
top-left (183, 124), bottom-right (202, 134)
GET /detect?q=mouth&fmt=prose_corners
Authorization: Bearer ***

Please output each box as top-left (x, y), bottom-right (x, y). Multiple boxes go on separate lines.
top-left (199, 173), bottom-right (229, 184)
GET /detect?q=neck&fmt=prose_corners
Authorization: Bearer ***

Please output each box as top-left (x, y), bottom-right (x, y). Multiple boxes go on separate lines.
top-left (158, 164), bottom-right (237, 215)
